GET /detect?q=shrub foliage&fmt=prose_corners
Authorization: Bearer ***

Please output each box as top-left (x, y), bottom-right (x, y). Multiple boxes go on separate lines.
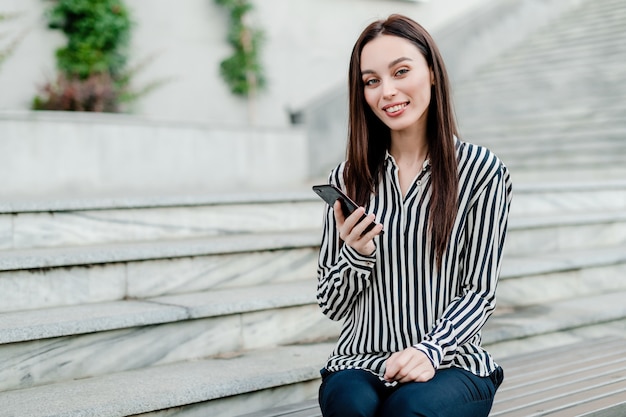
top-left (34, 0), bottom-right (132, 112)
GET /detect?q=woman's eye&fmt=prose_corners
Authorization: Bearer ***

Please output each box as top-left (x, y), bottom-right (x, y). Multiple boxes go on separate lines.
top-left (395, 68), bottom-right (409, 77)
top-left (364, 78), bottom-right (379, 87)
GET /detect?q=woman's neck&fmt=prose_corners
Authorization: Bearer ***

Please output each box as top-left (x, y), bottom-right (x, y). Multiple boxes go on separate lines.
top-left (389, 126), bottom-right (429, 165)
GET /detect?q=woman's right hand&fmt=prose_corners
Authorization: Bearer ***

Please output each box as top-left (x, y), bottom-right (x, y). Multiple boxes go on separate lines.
top-left (334, 200), bottom-right (383, 256)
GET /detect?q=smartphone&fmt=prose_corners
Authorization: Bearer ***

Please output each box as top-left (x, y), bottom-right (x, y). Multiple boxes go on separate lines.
top-left (312, 184), bottom-right (381, 234)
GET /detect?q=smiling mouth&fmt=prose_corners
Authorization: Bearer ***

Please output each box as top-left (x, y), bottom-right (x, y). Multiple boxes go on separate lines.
top-left (383, 102), bottom-right (409, 113)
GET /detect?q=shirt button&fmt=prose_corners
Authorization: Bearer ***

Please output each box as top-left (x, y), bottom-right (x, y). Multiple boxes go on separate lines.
top-left (416, 180), bottom-right (422, 186)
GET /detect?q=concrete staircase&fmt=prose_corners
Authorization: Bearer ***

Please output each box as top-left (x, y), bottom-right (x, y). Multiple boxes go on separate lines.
top-left (454, 0), bottom-right (626, 182)
top-left (1, 0), bottom-right (626, 415)
top-left (1, 181), bottom-right (626, 416)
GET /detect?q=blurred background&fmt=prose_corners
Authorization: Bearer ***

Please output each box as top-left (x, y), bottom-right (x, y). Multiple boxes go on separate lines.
top-left (0, 0), bottom-right (625, 416)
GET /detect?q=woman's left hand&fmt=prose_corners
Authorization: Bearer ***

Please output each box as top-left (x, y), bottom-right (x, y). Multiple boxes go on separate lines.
top-left (384, 347), bottom-right (435, 383)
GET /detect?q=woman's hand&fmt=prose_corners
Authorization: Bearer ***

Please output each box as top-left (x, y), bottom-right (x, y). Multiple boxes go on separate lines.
top-left (384, 347), bottom-right (436, 383)
top-left (334, 200), bottom-right (383, 256)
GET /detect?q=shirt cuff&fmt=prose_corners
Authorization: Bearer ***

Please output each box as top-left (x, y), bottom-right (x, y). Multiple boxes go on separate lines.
top-left (413, 342), bottom-right (443, 370)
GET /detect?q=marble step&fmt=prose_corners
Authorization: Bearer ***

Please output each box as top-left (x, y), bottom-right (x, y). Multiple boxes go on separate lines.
top-left (475, 129), bottom-right (626, 147)
top-left (506, 210), bottom-right (626, 256)
top-left (0, 192), bottom-right (324, 250)
top-left (0, 342), bottom-right (335, 417)
top-left (0, 231), bottom-right (319, 313)
top-left (1, 243), bottom-right (624, 392)
top-left (1, 200), bottom-right (625, 313)
top-left (2, 291), bottom-right (626, 417)
top-left (510, 181), bottom-right (626, 217)
top-left (498, 245), bottom-right (626, 308)
top-left (459, 109), bottom-right (626, 135)
top-left (0, 280), bottom-right (340, 392)
top-left (1, 181), bottom-right (624, 252)
top-left (484, 290), bottom-right (626, 346)
top-left (503, 166), bottom-right (626, 183)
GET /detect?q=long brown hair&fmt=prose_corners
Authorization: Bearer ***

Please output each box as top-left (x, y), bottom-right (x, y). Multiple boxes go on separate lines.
top-left (344, 14), bottom-right (459, 266)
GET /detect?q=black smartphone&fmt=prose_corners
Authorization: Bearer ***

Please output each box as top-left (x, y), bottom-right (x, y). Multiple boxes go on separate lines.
top-left (312, 184), bottom-right (381, 234)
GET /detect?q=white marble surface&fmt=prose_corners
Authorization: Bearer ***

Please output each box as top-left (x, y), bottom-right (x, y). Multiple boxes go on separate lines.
top-left (143, 380), bottom-right (320, 417)
top-left (0, 215), bottom-right (11, 251)
top-left (0, 315), bottom-right (240, 391)
top-left (10, 202), bottom-right (324, 250)
top-left (0, 245), bottom-right (318, 313)
top-left (505, 217), bottom-right (626, 256)
top-left (241, 304), bottom-right (340, 351)
top-left (497, 262), bottom-right (626, 308)
top-left (127, 247), bottom-right (318, 298)
top-left (0, 264), bottom-right (126, 313)
top-left (0, 281), bottom-right (338, 391)
top-left (0, 341), bottom-right (334, 416)
top-left (484, 291), bottom-right (626, 345)
top-left (510, 188), bottom-right (626, 217)
top-left (485, 318), bottom-right (626, 360)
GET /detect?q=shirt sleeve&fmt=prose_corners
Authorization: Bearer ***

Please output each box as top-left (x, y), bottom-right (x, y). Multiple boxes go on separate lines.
top-left (316, 169), bottom-right (377, 321)
top-left (414, 163), bottom-right (513, 369)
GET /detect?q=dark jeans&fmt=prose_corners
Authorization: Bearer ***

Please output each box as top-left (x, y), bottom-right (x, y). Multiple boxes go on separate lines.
top-left (318, 366), bottom-right (503, 417)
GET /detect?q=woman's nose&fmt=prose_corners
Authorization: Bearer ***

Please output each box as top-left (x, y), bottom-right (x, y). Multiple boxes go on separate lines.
top-left (382, 82), bottom-right (397, 99)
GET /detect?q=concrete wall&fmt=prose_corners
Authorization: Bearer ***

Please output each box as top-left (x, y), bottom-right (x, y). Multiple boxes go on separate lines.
top-left (0, 0), bottom-right (493, 128)
top-left (0, 111), bottom-right (308, 198)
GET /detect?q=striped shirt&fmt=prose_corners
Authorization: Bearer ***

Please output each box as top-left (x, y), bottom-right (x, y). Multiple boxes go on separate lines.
top-left (317, 138), bottom-right (513, 382)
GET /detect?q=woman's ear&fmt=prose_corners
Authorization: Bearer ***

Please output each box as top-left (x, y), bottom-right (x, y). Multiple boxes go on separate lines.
top-left (430, 68), bottom-right (435, 86)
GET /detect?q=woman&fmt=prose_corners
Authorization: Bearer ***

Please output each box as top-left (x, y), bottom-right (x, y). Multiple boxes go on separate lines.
top-left (316, 14), bottom-right (512, 417)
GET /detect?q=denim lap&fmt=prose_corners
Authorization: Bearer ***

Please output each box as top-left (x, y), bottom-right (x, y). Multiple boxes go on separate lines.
top-left (319, 367), bottom-right (501, 417)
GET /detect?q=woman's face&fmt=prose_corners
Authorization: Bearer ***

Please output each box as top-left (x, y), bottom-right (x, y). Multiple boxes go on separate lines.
top-left (360, 35), bottom-right (434, 133)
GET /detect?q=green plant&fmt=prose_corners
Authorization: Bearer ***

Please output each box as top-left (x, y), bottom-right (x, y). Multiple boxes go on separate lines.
top-left (48, 0), bottom-right (131, 79)
top-left (215, 0), bottom-right (265, 96)
top-left (34, 0), bottom-right (135, 112)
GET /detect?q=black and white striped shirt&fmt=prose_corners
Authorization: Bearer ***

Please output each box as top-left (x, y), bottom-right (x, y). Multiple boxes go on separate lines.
top-left (317, 138), bottom-right (513, 381)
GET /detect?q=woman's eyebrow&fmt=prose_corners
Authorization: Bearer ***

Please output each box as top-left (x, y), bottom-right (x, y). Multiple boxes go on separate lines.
top-left (361, 57), bottom-right (413, 76)
top-left (388, 57), bottom-right (412, 68)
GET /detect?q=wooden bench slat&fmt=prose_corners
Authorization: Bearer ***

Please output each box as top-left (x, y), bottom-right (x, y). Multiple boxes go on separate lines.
top-left (491, 371), bottom-right (626, 413)
top-left (546, 395), bottom-right (626, 417)
top-left (494, 337), bottom-right (624, 369)
top-left (494, 337), bottom-right (624, 368)
top-left (497, 354), bottom-right (626, 395)
top-left (491, 377), bottom-right (626, 416)
top-left (496, 359), bottom-right (626, 401)
top-left (499, 339), bottom-right (626, 378)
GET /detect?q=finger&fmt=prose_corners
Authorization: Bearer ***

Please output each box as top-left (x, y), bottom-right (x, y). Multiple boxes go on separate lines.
top-left (341, 207), bottom-right (367, 240)
top-left (333, 200), bottom-right (345, 226)
top-left (384, 351), bottom-right (409, 381)
top-left (360, 218), bottom-right (384, 239)
top-left (351, 213), bottom-right (377, 237)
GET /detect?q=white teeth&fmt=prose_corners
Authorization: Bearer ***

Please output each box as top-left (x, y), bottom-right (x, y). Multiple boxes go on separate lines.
top-left (385, 103), bottom-right (406, 113)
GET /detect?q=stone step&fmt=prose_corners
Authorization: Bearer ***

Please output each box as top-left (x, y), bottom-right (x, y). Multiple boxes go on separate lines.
top-left (2, 181), bottom-right (624, 253)
top-left (505, 166), bottom-right (626, 182)
top-left (1, 243), bottom-right (624, 392)
top-left (0, 343), bottom-right (334, 417)
top-left (497, 245), bottom-right (626, 309)
top-left (474, 128), bottom-right (626, 145)
top-left (510, 181), bottom-right (626, 217)
top-left (0, 280), bottom-right (339, 393)
top-left (2, 291), bottom-right (625, 417)
top-left (0, 192), bottom-right (324, 250)
top-left (0, 231), bottom-right (319, 313)
top-left (459, 108), bottom-right (626, 133)
top-left (484, 290), bottom-right (626, 346)
top-left (1, 206), bottom-right (624, 313)
top-left (506, 211), bottom-right (626, 256)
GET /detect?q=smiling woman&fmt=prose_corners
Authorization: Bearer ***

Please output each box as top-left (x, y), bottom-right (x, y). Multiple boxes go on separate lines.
top-left (315, 14), bottom-right (513, 417)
